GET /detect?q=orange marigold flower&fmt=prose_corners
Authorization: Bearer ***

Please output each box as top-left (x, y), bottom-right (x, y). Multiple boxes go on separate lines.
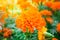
top-left (16, 9), bottom-right (46, 33)
top-left (3, 28), bottom-right (12, 38)
top-left (3, 28), bottom-right (11, 32)
top-left (3, 32), bottom-right (9, 38)
top-left (56, 23), bottom-right (60, 32)
top-left (51, 2), bottom-right (60, 10)
top-left (46, 17), bottom-right (53, 24)
top-left (40, 10), bottom-right (52, 16)
top-left (3, 31), bottom-right (12, 38)
top-left (52, 38), bottom-right (58, 40)
top-left (44, 1), bottom-right (53, 7)
top-left (20, 2), bottom-right (31, 9)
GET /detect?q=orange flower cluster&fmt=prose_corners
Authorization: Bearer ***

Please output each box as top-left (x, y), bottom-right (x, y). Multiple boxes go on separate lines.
top-left (17, 0), bottom-right (47, 10)
top-left (17, 0), bottom-right (31, 10)
top-left (51, 2), bottom-right (60, 10)
top-left (52, 38), bottom-right (58, 40)
top-left (56, 23), bottom-right (60, 32)
top-left (40, 10), bottom-right (52, 16)
top-left (16, 8), bottom-right (46, 33)
top-left (44, 1), bottom-right (53, 7)
top-left (3, 28), bottom-right (12, 38)
top-left (45, 1), bottom-right (60, 10)
top-left (20, 2), bottom-right (31, 9)
top-left (46, 17), bottom-right (53, 24)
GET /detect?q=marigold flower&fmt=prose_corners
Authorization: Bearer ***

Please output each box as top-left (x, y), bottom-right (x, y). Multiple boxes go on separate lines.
top-left (3, 28), bottom-right (12, 38)
top-left (3, 32), bottom-right (9, 38)
top-left (40, 10), bottom-right (52, 16)
top-left (44, 1), bottom-right (53, 7)
top-left (20, 2), bottom-right (31, 9)
top-left (51, 2), bottom-right (60, 10)
top-left (46, 17), bottom-right (53, 24)
top-left (52, 38), bottom-right (58, 40)
top-left (56, 23), bottom-right (60, 32)
top-left (16, 9), bottom-right (46, 33)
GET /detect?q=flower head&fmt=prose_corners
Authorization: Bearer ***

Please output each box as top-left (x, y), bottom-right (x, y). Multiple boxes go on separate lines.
top-left (3, 28), bottom-right (12, 38)
top-left (46, 17), bottom-right (53, 24)
top-left (51, 2), bottom-right (60, 10)
top-left (40, 10), bottom-right (52, 16)
top-left (52, 38), bottom-right (58, 40)
top-left (16, 8), bottom-right (46, 33)
top-left (56, 23), bottom-right (60, 32)
top-left (44, 1), bottom-right (53, 7)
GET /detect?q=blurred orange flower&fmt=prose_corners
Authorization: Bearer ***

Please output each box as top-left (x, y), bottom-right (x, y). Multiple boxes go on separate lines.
top-left (40, 10), bottom-right (52, 16)
top-left (20, 2), bottom-right (31, 9)
top-left (3, 28), bottom-right (12, 38)
top-left (52, 38), bottom-right (58, 40)
top-left (56, 23), bottom-right (60, 32)
top-left (51, 2), bottom-right (60, 10)
top-left (46, 17), bottom-right (53, 24)
top-left (44, 1), bottom-right (53, 7)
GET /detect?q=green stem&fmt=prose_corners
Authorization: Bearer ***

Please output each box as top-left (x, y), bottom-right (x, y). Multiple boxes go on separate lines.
top-left (3, 38), bottom-right (7, 40)
top-left (44, 32), bottom-right (54, 38)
